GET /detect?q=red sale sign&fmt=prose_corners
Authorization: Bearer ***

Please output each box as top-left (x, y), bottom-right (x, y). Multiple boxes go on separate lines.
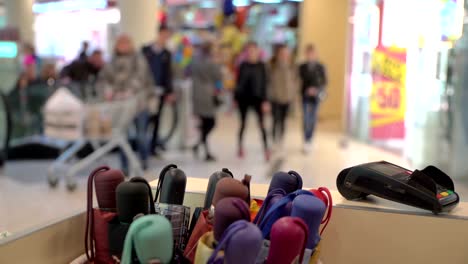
top-left (370, 46), bottom-right (407, 139)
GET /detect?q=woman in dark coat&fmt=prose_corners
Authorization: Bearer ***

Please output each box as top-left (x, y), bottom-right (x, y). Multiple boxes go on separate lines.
top-left (235, 42), bottom-right (270, 161)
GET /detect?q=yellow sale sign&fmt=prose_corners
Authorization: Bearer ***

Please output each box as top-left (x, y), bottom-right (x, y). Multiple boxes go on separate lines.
top-left (371, 50), bottom-right (407, 83)
top-left (370, 80), bottom-right (406, 119)
top-left (370, 46), bottom-right (407, 139)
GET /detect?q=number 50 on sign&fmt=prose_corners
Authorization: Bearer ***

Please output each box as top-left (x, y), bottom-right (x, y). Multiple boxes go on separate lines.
top-left (371, 81), bottom-right (406, 120)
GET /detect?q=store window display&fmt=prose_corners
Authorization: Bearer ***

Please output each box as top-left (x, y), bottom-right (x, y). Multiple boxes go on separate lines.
top-left (34, 8), bottom-right (120, 62)
top-left (346, 0), bottom-right (467, 179)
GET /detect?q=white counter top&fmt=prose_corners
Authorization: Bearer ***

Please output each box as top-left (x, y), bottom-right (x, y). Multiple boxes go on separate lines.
top-left (150, 177), bottom-right (468, 220)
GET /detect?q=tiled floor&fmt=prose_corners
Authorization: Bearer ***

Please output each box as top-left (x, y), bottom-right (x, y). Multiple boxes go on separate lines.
top-left (0, 113), bottom-right (452, 237)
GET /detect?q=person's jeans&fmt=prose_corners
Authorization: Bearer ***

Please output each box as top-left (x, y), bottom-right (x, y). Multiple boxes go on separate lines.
top-left (303, 99), bottom-right (319, 142)
top-left (120, 111), bottom-right (150, 172)
top-left (271, 102), bottom-right (290, 143)
top-left (150, 96), bottom-right (165, 153)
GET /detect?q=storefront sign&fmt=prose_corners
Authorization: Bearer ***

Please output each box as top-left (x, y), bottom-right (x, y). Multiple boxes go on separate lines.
top-left (33, 0), bottom-right (107, 13)
top-left (0, 27), bottom-right (19, 42)
top-left (370, 46), bottom-right (407, 139)
top-left (0, 42), bottom-right (18, 58)
top-left (440, 0), bottom-right (464, 41)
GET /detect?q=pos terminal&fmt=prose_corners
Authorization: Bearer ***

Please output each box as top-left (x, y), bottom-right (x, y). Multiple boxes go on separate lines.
top-left (337, 161), bottom-right (459, 214)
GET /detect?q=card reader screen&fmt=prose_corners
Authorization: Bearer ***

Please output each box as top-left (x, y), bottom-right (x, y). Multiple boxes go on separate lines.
top-left (369, 163), bottom-right (410, 177)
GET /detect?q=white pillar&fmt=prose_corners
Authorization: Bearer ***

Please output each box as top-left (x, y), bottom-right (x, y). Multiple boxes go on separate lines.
top-left (4, 0), bottom-right (35, 44)
top-left (118, 0), bottom-right (159, 49)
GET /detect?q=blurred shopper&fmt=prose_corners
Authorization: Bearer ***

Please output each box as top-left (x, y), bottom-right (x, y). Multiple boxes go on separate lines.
top-left (16, 61), bottom-right (38, 90)
top-left (97, 34), bottom-right (154, 172)
top-left (12, 61), bottom-right (52, 133)
top-left (16, 62), bottom-right (56, 90)
top-left (235, 42), bottom-right (270, 161)
top-left (142, 26), bottom-right (174, 156)
top-left (78, 41), bottom-right (90, 61)
top-left (62, 50), bottom-right (104, 83)
top-left (191, 43), bottom-right (222, 162)
top-left (268, 44), bottom-right (296, 147)
top-left (38, 63), bottom-right (57, 86)
top-left (21, 43), bottom-right (41, 73)
top-left (299, 44), bottom-right (327, 153)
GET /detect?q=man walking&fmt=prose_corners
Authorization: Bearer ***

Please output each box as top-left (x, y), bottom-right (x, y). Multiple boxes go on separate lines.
top-left (299, 44), bottom-right (327, 154)
top-left (142, 26), bottom-right (175, 156)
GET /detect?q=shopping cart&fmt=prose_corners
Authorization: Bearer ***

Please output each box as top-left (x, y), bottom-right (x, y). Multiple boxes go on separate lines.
top-left (47, 93), bottom-right (144, 190)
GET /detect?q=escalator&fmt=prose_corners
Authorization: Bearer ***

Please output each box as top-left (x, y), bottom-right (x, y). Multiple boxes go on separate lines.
top-left (5, 82), bottom-right (69, 160)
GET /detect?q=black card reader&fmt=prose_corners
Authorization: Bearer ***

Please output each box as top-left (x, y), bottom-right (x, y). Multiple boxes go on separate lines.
top-left (336, 161), bottom-right (459, 214)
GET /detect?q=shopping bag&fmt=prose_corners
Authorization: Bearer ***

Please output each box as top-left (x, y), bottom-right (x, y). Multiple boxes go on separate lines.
top-left (121, 215), bottom-right (173, 264)
top-left (44, 87), bottom-right (84, 140)
top-left (183, 210), bottom-right (213, 262)
top-left (85, 166), bottom-right (124, 264)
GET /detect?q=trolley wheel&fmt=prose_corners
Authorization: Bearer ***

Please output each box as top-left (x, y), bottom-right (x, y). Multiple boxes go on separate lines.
top-left (336, 167), bottom-right (368, 200)
top-left (48, 177), bottom-right (59, 188)
top-left (47, 166), bottom-right (60, 188)
top-left (65, 176), bottom-right (77, 191)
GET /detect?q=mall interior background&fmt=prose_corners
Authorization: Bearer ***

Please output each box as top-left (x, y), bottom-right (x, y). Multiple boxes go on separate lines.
top-left (1, 0), bottom-right (468, 246)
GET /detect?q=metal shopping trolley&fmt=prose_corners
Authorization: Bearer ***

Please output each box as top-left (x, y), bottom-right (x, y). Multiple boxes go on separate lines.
top-left (46, 89), bottom-right (144, 190)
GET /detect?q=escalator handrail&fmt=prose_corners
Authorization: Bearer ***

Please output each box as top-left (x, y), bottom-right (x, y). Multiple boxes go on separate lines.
top-left (1, 91), bottom-right (12, 157)
top-left (158, 102), bottom-right (179, 145)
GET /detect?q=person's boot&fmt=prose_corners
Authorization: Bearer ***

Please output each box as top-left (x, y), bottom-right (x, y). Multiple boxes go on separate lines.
top-left (264, 149), bottom-right (271, 162)
top-left (158, 143), bottom-right (167, 152)
top-left (303, 142), bottom-right (312, 154)
top-left (192, 143), bottom-right (200, 159)
top-left (142, 160), bottom-right (149, 171)
top-left (0, 151), bottom-right (4, 168)
top-left (205, 153), bottom-right (217, 162)
top-left (238, 147), bottom-right (245, 159)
